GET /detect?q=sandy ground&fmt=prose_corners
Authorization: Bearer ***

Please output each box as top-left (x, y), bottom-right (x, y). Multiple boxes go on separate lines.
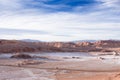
top-left (0, 66), bottom-right (55, 80)
top-left (1, 53), bottom-right (120, 80)
top-left (1, 65), bottom-right (120, 80)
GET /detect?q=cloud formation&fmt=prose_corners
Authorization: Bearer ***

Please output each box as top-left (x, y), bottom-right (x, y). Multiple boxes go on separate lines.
top-left (0, 0), bottom-right (119, 41)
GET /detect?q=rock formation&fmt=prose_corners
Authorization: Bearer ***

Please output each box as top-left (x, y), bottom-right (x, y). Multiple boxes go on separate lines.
top-left (11, 53), bottom-right (32, 59)
top-left (0, 40), bottom-right (120, 53)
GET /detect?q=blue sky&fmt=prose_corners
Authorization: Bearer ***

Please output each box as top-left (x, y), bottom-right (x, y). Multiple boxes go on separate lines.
top-left (0, 0), bottom-right (120, 41)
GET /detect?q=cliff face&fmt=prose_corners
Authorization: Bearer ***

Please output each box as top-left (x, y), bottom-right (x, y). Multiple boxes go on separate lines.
top-left (94, 40), bottom-right (120, 48)
top-left (0, 40), bottom-right (120, 53)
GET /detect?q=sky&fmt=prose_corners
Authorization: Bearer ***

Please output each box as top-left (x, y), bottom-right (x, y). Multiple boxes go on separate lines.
top-left (0, 0), bottom-right (120, 41)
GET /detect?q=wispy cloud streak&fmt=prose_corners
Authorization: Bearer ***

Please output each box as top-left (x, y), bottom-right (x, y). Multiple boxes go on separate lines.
top-left (0, 0), bottom-right (119, 41)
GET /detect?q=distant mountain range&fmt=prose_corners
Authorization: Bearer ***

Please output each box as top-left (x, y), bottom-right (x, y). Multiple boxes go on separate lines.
top-left (21, 39), bottom-right (119, 43)
top-left (21, 39), bottom-right (41, 42)
top-left (21, 39), bottom-right (96, 42)
top-left (73, 40), bottom-right (96, 42)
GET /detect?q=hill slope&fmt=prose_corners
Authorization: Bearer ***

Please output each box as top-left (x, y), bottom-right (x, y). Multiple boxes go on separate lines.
top-left (0, 40), bottom-right (120, 53)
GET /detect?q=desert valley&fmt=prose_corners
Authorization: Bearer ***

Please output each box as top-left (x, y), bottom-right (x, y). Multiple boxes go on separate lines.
top-left (0, 40), bottom-right (120, 80)
top-left (0, 0), bottom-right (120, 80)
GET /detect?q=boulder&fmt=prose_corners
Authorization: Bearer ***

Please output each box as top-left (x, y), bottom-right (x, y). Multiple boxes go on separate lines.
top-left (11, 53), bottom-right (32, 59)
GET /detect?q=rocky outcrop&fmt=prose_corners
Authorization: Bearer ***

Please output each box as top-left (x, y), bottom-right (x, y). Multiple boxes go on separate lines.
top-left (11, 53), bottom-right (32, 59)
top-left (0, 40), bottom-right (120, 53)
top-left (94, 40), bottom-right (120, 48)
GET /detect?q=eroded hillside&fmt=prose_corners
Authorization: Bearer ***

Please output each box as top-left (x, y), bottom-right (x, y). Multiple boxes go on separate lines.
top-left (0, 40), bottom-right (120, 53)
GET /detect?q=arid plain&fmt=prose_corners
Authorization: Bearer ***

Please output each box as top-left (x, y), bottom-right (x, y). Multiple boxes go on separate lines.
top-left (0, 40), bottom-right (120, 80)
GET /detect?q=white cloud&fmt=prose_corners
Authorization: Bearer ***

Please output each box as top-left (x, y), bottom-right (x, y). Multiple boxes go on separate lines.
top-left (98, 0), bottom-right (120, 7)
top-left (0, 0), bottom-right (22, 11)
top-left (0, 0), bottom-right (119, 41)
